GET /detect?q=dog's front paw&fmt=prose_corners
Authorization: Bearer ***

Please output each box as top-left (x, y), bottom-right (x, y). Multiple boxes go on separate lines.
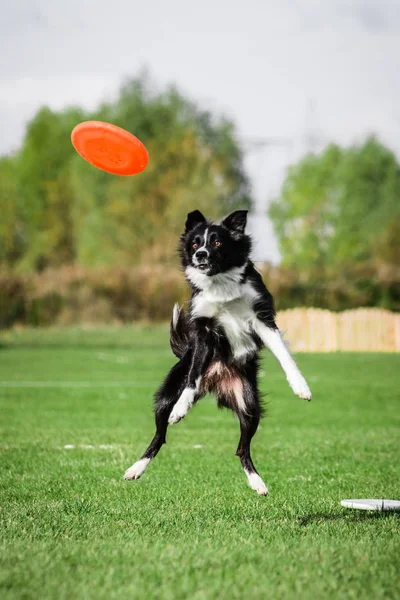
top-left (168, 404), bottom-right (186, 424)
top-left (124, 458), bottom-right (150, 480)
top-left (289, 374), bottom-right (312, 401)
top-left (168, 389), bottom-right (194, 424)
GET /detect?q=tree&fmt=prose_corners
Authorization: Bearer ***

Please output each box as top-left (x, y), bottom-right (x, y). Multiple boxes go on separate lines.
top-left (16, 106), bottom-right (84, 270)
top-left (269, 137), bottom-right (400, 273)
top-left (0, 156), bottom-right (22, 266)
top-left (1, 72), bottom-right (251, 271)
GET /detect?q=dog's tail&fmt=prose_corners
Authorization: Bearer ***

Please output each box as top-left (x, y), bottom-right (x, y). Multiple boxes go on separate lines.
top-left (170, 304), bottom-right (190, 358)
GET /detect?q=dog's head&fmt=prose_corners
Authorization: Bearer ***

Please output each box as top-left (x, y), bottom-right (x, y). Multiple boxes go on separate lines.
top-left (180, 210), bottom-right (251, 280)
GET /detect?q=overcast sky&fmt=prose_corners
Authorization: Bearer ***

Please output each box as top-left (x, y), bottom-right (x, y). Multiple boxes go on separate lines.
top-left (1, 0), bottom-right (400, 261)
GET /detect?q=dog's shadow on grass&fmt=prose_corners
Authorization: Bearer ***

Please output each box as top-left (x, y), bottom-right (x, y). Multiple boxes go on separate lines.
top-left (298, 511), bottom-right (399, 526)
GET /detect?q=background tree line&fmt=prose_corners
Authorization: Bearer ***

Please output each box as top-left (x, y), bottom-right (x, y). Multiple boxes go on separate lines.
top-left (269, 137), bottom-right (400, 311)
top-left (0, 72), bottom-right (250, 272)
top-left (0, 73), bottom-right (399, 326)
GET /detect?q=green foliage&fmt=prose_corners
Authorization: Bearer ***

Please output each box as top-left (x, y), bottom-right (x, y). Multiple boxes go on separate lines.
top-left (268, 138), bottom-right (400, 311)
top-left (16, 107), bottom-right (84, 270)
top-left (0, 330), bottom-right (399, 599)
top-left (0, 157), bottom-right (21, 265)
top-left (3, 77), bottom-right (400, 314)
top-left (0, 73), bottom-right (250, 272)
top-left (0, 266), bottom-right (189, 328)
top-left (1, 262), bottom-right (398, 331)
top-left (270, 137), bottom-right (400, 272)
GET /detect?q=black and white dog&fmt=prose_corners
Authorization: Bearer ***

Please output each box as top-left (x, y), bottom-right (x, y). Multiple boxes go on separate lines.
top-left (124, 210), bottom-right (311, 495)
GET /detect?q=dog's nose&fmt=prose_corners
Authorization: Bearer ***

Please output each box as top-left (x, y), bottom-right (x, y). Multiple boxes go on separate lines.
top-left (195, 250), bottom-right (208, 261)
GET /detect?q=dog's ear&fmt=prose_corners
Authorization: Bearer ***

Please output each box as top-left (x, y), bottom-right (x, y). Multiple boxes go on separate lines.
top-left (221, 210), bottom-right (248, 235)
top-left (185, 210), bottom-right (206, 233)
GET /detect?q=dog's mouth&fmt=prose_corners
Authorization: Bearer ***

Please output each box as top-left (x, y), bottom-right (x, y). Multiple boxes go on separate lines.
top-left (196, 263), bottom-right (209, 271)
top-left (192, 257), bottom-right (211, 272)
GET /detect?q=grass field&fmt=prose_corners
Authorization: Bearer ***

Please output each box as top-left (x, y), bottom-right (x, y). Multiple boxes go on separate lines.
top-left (1, 326), bottom-right (399, 599)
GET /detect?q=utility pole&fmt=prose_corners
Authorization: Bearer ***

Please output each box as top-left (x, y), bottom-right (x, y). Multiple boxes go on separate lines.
top-left (242, 137), bottom-right (292, 263)
top-left (304, 98), bottom-right (325, 154)
top-left (241, 98), bottom-right (325, 263)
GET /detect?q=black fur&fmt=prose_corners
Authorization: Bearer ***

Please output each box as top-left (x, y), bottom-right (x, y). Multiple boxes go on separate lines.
top-left (179, 210), bottom-right (252, 278)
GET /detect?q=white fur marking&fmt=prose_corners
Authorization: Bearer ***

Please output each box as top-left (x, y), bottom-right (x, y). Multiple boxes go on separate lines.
top-left (232, 377), bottom-right (246, 412)
top-left (217, 301), bottom-right (257, 361)
top-left (190, 278), bottom-right (257, 361)
top-left (124, 458), bottom-right (150, 480)
top-left (172, 304), bottom-right (180, 328)
top-left (245, 470), bottom-right (268, 496)
top-left (207, 361), bottom-right (224, 377)
top-left (253, 323), bottom-right (312, 400)
top-left (186, 264), bottom-right (247, 301)
top-left (202, 228), bottom-right (209, 248)
top-left (168, 381), bottom-right (199, 424)
top-left (193, 228), bottom-right (210, 266)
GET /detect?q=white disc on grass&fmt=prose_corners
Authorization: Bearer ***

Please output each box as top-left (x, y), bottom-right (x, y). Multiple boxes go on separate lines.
top-left (341, 499), bottom-right (400, 512)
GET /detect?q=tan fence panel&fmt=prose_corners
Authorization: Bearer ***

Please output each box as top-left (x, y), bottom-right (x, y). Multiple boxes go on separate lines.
top-left (277, 308), bottom-right (399, 352)
top-left (338, 308), bottom-right (399, 352)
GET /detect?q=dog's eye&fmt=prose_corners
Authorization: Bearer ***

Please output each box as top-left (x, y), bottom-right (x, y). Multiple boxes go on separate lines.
top-left (192, 243), bottom-right (198, 250)
top-left (215, 240), bottom-right (222, 247)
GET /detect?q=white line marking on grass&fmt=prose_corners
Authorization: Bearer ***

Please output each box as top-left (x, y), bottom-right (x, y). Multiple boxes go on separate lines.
top-left (288, 475), bottom-right (312, 482)
top-left (63, 444), bottom-right (114, 450)
top-left (96, 350), bottom-right (172, 359)
top-left (0, 381), bottom-right (159, 388)
top-left (193, 444), bottom-right (203, 449)
top-left (96, 353), bottom-right (129, 364)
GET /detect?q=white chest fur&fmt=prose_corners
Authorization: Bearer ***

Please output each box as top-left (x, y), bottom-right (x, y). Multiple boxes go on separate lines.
top-left (191, 282), bottom-right (259, 361)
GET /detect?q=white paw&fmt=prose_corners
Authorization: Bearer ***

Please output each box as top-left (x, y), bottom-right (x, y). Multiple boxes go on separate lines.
top-left (289, 374), bottom-right (312, 400)
top-left (246, 472), bottom-right (269, 496)
top-left (168, 389), bottom-right (194, 424)
top-left (168, 403), bottom-right (187, 424)
top-left (124, 458), bottom-right (150, 480)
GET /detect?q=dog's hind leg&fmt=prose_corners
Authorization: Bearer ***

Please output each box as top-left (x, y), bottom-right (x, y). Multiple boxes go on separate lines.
top-left (234, 362), bottom-right (268, 496)
top-left (236, 409), bottom-right (267, 496)
top-left (124, 353), bottom-right (191, 481)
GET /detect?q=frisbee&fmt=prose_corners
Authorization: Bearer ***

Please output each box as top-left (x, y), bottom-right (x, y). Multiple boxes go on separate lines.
top-left (341, 499), bottom-right (400, 512)
top-left (71, 121), bottom-right (148, 176)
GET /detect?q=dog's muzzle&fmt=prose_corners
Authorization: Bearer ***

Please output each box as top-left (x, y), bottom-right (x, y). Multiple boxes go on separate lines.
top-left (193, 250), bottom-right (209, 270)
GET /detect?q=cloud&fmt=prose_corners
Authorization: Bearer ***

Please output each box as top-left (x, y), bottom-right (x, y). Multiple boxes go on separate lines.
top-left (2, 0), bottom-right (400, 160)
top-left (290, 0), bottom-right (400, 33)
top-left (344, 0), bottom-right (400, 33)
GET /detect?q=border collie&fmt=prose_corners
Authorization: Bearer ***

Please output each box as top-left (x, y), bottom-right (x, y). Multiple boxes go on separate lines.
top-left (124, 210), bottom-right (311, 495)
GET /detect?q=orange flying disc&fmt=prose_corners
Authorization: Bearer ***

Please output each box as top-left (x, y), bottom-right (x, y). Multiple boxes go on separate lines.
top-left (71, 121), bottom-right (149, 176)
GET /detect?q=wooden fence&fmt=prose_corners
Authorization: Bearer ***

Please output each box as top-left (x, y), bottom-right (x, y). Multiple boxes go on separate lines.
top-left (276, 308), bottom-right (400, 352)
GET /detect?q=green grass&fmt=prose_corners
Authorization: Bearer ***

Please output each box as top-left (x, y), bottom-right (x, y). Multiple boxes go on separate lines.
top-left (0, 326), bottom-right (399, 599)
